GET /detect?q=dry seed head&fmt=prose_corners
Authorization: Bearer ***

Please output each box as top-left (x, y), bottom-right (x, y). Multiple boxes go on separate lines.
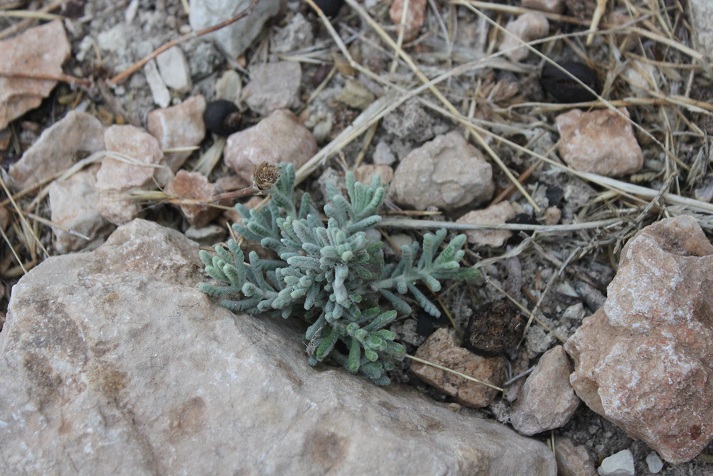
top-left (252, 162), bottom-right (282, 191)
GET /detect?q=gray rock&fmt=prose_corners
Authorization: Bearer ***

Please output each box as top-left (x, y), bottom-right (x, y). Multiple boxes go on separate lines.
top-left (48, 166), bottom-right (111, 254)
top-left (390, 131), bottom-right (494, 211)
top-left (373, 139), bottom-right (396, 165)
top-left (243, 62), bottom-right (302, 115)
top-left (9, 110), bottom-right (105, 190)
top-left (510, 346), bottom-right (580, 435)
top-left (271, 12), bottom-right (314, 53)
top-left (144, 58), bottom-right (171, 108)
top-left (189, 0), bottom-right (281, 59)
top-left (215, 70), bottom-right (242, 104)
top-left (156, 46), bottom-right (192, 93)
top-left (383, 100), bottom-right (434, 143)
top-left (0, 219), bottom-right (557, 475)
top-left (597, 449), bottom-right (634, 476)
top-left (690, 0), bottom-right (713, 59)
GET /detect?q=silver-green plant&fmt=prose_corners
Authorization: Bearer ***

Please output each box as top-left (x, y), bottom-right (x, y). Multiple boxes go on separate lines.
top-left (199, 164), bottom-right (478, 384)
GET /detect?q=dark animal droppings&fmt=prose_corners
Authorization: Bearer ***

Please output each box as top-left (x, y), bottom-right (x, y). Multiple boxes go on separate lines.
top-left (540, 61), bottom-right (599, 103)
top-left (203, 100), bottom-right (241, 136)
top-left (313, 0), bottom-right (344, 18)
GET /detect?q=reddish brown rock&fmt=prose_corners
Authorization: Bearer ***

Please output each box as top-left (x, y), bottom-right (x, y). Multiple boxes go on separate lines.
top-left (0, 21), bottom-right (71, 129)
top-left (166, 171), bottom-right (221, 228)
top-left (390, 0), bottom-right (427, 42)
top-left (456, 201), bottom-right (517, 248)
top-left (556, 108), bottom-right (643, 177)
top-left (565, 216), bottom-right (713, 464)
top-left (147, 95), bottom-right (206, 172)
top-left (411, 328), bottom-right (506, 408)
top-left (510, 346), bottom-right (580, 435)
top-left (225, 109), bottom-right (317, 184)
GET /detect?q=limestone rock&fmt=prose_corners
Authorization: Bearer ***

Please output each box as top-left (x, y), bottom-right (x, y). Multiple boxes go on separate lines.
top-left (510, 346), bottom-right (580, 435)
top-left (554, 437), bottom-right (597, 476)
top-left (457, 201), bottom-right (517, 248)
top-left (391, 131), bottom-right (494, 211)
top-left (390, 0), bottom-right (427, 41)
top-left (565, 216), bottom-right (713, 463)
top-left (0, 20), bottom-right (71, 129)
top-left (48, 166), bottom-right (111, 254)
top-left (96, 125), bottom-right (172, 225)
top-left (597, 450), bottom-right (634, 476)
top-left (144, 59), bottom-right (171, 108)
top-left (9, 111), bottom-right (105, 190)
top-left (498, 12), bottom-right (550, 62)
top-left (556, 108), bottom-right (643, 177)
top-left (156, 46), bottom-right (192, 93)
top-left (225, 109), bottom-right (317, 184)
top-left (243, 62), bottom-right (302, 115)
top-left (0, 219), bottom-right (557, 475)
top-left (147, 95), bottom-right (206, 172)
top-left (166, 170), bottom-right (221, 228)
top-left (522, 0), bottom-right (565, 14)
top-left (411, 328), bottom-right (506, 408)
top-left (690, 0), bottom-right (713, 59)
top-left (189, 0), bottom-right (281, 59)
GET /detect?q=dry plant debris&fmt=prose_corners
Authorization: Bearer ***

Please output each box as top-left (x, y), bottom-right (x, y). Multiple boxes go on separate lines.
top-left (1, 0), bottom-right (713, 472)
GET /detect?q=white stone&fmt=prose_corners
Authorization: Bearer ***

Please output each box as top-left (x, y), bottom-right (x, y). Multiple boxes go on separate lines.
top-left (690, 0), bottom-right (713, 59)
top-left (189, 0), bottom-right (281, 59)
top-left (156, 46), bottom-right (192, 93)
top-left (499, 12), bottom-right (549, 62)
top-left (646, 453), bottom-right (664, 473)
top-left (144, 59), bottom-right (171, 108)
top-left (215, 70), bottom-right (242, 104)
top-left (0, 219), bottom-right (557, 476)
top-left (597, 449), bottom-right (634, 476)
top-left (373, 140), bottom-right (396, 165)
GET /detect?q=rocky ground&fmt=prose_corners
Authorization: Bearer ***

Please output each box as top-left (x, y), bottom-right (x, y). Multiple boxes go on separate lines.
top-left (1, 0), bottom-right (713, 474)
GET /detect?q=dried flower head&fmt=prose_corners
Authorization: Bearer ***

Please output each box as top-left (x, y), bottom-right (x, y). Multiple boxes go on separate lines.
top-left (252, 162), bottom-right (282, 191)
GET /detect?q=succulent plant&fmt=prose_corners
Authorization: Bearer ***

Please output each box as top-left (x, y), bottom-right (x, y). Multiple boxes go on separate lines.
top-left (199, 163), bottom-right (478, 384)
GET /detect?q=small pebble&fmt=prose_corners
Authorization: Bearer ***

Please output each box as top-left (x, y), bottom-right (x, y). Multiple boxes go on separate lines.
top-left (597, 449), bottom-right (634, 476)
top-left (646, 453), bottom-right (664, 474)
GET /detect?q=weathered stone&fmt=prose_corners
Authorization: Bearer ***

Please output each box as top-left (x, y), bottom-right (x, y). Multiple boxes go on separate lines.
top-left (457, 201), bottom-right (517, 248)
top-left (690, 0), bottom-right (713, 59)
top-left (48, 166), bottom-right (111, 254)
top-left (0, 219), bottom-right (557, 475)
top-left (597, 450), bottom-right (634, 476)
top-left (9, 111), bottom-right (105, 190)
top-left (522, 0), bottom-right (565, 14)
top-left (147, 95), bottom-right (206, 172)
top-left (156, 46), bottom-right (192, 93)
top-left (565, 216), bottom-right (713, 464)
top-left (354, 164), bottom-right (393, 185)
top-left (271, 12), bottom-right (313, 53)
top-left (243, 62), bottom-right (302, 115)
top-left (373, 139), bottom-right (396, 165)
top-left (411, 328), bottom-right (507, 408)
top-left (225, 109), bottom-right (317, 184)
top-left (383, 100), bottom-right (434, 143)
top-left (96, 125), bottom-right (172, 225)
top-left (391, 131), bottom-right (494, 211)
top-left (498, 12), bottom-right (550, 62)
top-left (554, 437), bottom-right (597, 476)
top-left (390, 0), bottom-right (427, 41)
top-left (0, 21), bottom-right (71, 129)
top-left (166, 170), bottom-right (221, 228)
top-left (215, 70), bottom-right (242, 104)
top-left (189, 0), bottom-right (281, 59)
top-left (510, 346), bottom-right (580, 435)
top-left (556, 108), bottom-right (643, 177)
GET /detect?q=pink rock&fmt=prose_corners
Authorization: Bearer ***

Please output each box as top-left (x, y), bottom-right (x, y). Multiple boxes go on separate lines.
top-left (411, 328), bottom-right (506, 408)
top-left (565, 216), bottom-right (713, 464)
top-left (9, 111), bottom-right (105, 190)
top-left (0, 20), bottom-right (71, 129)
top-left (224, 109), bottom-right (317, 184)
top-left (556, 108), bottom-right (643, 177)
top-left (522, 0), bottom-right (565, 14)
top-left (553, 437), bottom-right (597, 476)
top-left (147, 95), bottom-right (206, 172)
top-left (48, 165), bottom-right (110, 254)
top-left (390, 131), bottom-right (494, 211)
top-left (510, 346), bottom-right (580, 435)
top-left (243, 62), bottom-right (302, 116)
top-left (166, 171), bottom-right (221, 228)
top-left (498, 12), bottom-right (550, 62)
top-left (456, 201), bottom-right (517, 247)
top-left (96, 125), bottom-right (172, 225)
top-left (354, 164), bottom-right (393, 185)
top-left (390, 0), bottom-right (427, 42)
